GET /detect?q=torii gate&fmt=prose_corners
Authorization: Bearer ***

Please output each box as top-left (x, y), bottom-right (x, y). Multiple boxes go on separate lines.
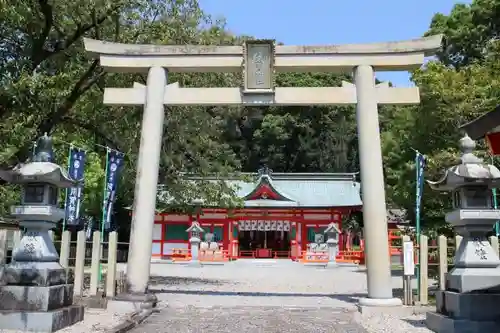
top-left (84, 35), bottom-right (442, 307)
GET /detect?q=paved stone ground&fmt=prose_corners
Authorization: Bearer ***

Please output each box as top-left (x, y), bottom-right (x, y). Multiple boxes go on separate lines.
top-left (135, 307), bottom-right (366, 333)
top-left (126, 261), bottom-right (433, 333)
top-left (0, 261), bottom-right (432, 333)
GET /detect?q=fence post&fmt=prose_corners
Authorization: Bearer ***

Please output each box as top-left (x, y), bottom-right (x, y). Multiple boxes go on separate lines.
top-left (89, 231), bottom-right (101, 296)
top-left (455, 235), bottom-right (463, 252)
top-left (0, 229), bottom-right (8, 265)
top-left (438, 235), bottom-right (448, 291)
top-left (59, 230), bottom-right (71, 267)
top-left (12, 230), bottom-right (21, 249)
top-left (489, 236), bottom-right (499, 257)
top-left (419, 235), bottom-right (429, 305)
top-left (73, 230), bottom-right (86, 297)
top-left (106, 231), bottom-right (118, 298)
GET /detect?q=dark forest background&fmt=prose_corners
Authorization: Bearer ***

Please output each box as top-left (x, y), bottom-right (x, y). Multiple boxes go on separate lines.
top-left (1, 0), bottom-right (500, 239)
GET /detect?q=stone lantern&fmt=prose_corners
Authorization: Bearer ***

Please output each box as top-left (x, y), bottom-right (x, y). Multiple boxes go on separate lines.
top-left (0, 134), bottom-right (84, 332)
top-left (186, 220), bottom-right (204, 264)
top-left (426, 134), bottom-right (500, 332)
top-left (324, 222), bottom-right (341, 267)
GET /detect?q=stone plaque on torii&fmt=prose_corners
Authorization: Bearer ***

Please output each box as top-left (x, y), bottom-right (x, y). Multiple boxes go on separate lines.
top-left (83, 34), bottom-right (443, 308)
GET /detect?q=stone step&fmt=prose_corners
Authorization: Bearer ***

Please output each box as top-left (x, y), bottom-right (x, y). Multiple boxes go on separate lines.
top-left (0, 304), bottom-right (84, 332)
top-left (0, 284), bottom-right (74, 311)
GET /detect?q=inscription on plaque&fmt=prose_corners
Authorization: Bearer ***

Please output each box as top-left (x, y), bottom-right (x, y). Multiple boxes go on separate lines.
top-left (473, 238), bottom-right (487, 260)
top-left (245, 42), bottom-right (273, 91)
top-left (23, 231), bottom-right (39, 254)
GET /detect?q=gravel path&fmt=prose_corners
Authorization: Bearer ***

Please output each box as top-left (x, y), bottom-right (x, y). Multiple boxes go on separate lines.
top-left (133, 307), bottom-right (367, 333)
top-left (129, 261), bottom-right (434, 333)
top-left (0, 261), bottom-right (434, 332)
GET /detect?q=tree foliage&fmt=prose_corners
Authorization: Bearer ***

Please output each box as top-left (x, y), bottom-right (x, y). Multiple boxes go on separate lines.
top-left (2, 0), bottom-right (499, 237)
top-left (383, 0), bottom-right (500, 235)
top-left (0, 0), bottom-right (240, 233)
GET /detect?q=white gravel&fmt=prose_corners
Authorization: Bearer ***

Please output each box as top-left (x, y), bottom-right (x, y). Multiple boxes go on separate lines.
top-left (359, 313), bottom-right (431, 333)
top-left (0, 261), bottom-right (435, 332)
top-left (146, 261), bottom-right (434, 332)
top-left (0, 307), bottom-right (133, 333)
top-left (58, 308), bottom-right (132, 333)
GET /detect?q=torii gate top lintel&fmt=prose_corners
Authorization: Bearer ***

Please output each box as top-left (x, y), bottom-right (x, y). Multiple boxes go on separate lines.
top-left (83, 34), bottom-right (443, 74)
top-left (84, 35), bottom-right (442, 107)
top-left (102, 33), bottom-right (442, 302)
top-left (84, 35), bottom-right (442, 57)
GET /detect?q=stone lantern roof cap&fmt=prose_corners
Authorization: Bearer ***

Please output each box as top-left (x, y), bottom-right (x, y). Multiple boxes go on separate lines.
top-left (427, 134), bottom-right (500, 191)
top-left (0, 162), bottom-right (78, 188)
top-left (0, 134), bottom-right (79, 188)
top-left (186, 220), bottom-right (204, 233)
top-left (324, 222), bottom-right (341, 234)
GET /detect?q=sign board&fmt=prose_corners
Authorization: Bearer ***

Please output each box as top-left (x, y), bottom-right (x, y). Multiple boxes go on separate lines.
top-left (403, 241), bottom-right (415, 276)
top-left (243, 40), bottom-right (274, 92)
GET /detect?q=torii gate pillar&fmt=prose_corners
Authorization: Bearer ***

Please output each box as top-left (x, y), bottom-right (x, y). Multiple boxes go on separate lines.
top-left (121, 67), bottom-right (167, 303)
top-left (354, 65), bottom-right (400, 306)
top-left (84, 35), bottom-right (442, 309)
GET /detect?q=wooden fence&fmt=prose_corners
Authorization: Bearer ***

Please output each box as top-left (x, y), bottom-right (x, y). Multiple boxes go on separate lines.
top-left (396, 234), bottom-right (500, 305)
top-left (1, 229), bottom-right (495, 305)
top-left (0, 230), bottom-right (127, 299)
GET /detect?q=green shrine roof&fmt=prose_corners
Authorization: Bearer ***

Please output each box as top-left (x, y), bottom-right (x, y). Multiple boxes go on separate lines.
top-left (158, 170), bottom-right (362, 208)
top-left (233, 172), bottom-right (362, 207)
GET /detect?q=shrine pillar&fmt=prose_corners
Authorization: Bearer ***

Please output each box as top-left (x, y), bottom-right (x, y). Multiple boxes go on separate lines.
top-left (355, 65), bottom-right (400, 307)
top-left (123, 67), bottom-right (166, 303)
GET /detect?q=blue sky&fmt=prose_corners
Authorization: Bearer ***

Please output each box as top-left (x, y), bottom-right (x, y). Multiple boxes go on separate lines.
top-left (200, 0), bottom-right (471, 87)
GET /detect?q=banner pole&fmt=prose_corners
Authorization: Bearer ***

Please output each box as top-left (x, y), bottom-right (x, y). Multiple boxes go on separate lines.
top-left (32, 141), bottom-right (37, 159)
top-left (62, 145), bottom-right (73, 231)
top-left (415, 151), bottom-right (421, 300)
top-left (493, 188), bottom-right (499, 235)
top-left (98, 148), bottom-right (110, 285)
top-left (491, 156), bottom-right (500, 235)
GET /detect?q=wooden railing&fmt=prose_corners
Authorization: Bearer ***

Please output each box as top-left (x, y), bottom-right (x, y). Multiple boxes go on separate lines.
top-left (273, 250), bottom-right (291, 258)
top-left (199, 249), bottom-right (229, 262)
top-left (299, 251), bottom-right (329, 263)
top-left (236, 250), bottom-right (292, 259)
top-left (338, 250), bottom-right (363, 264)
top-left (171, 248), bottom-right (191, 262)
top-left (238, 250), bottom-right (256, 258)
top-left (0, 229), bottom-right (122, 300)
top-left (386, 234), bottom-right (500, 305)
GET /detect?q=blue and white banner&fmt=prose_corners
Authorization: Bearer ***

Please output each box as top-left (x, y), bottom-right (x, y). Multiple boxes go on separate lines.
top-left (85, 216), bottom-right (94, 240)
top-left (102, 150), bottom-right (124, 231)
top-left (415, 152), bottom-right (426, 215)
top-left (64, 148), bottom-right (86, 226)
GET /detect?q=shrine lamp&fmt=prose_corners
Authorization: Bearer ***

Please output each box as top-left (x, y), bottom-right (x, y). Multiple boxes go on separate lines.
top-left (460, 105), bottom-right (500, 155)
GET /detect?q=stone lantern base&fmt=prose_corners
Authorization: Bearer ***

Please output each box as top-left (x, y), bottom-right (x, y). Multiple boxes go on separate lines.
top-left (0, 231), bottom-right (84, 332)
top-left (426, 237), bottom-right (500, 332)
top-left (427, 291), bottom-right (500, 332)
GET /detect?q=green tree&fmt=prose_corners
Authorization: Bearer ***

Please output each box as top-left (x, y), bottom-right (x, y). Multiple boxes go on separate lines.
top-left (227, 72), bottom-right (359, 174)
top-left (381, 0), bottom-right (500, 233)
top-left (0, 0), bottom-right (243, 227)
top-left (426, 0), bottom-right (500, 67)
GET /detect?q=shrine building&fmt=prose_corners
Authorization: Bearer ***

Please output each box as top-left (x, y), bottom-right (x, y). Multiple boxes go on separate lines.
top-left (152, 169), bottom-right (363, 260)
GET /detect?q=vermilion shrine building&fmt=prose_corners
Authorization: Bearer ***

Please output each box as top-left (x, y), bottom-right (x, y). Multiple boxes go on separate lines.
top-left (151, 169), bottom-right (363, 260)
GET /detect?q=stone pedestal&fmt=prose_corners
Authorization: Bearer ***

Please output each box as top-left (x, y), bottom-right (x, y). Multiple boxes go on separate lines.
top-left (426, 235), bottom-right (500, 332)
top-left (424, 134), bottom-right (500, 332)
top-left (0, 137), bottom-right (87, 332)
top-left (0, 228), bottom-right (84, 332)
top-left (427, 290), bottom-right (500, 332)
top-left (190, 236), bottom-right (200, 262)
top-left (188, 236), bottom-right (201, 267)
top-left (326, 238), bottom-right (338, 267)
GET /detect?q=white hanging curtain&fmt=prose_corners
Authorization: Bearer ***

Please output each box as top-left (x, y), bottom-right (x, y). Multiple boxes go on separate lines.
top-left (237, 220), bottom-right (291, 231)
